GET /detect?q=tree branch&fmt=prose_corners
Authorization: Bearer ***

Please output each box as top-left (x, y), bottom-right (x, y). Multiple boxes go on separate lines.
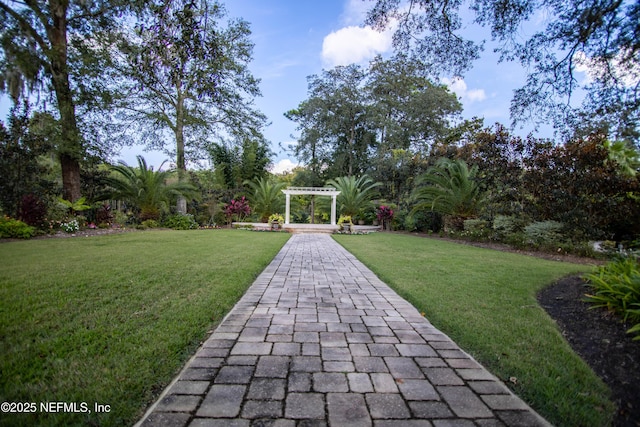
top-left (0, 1), bottom-right (49, 52)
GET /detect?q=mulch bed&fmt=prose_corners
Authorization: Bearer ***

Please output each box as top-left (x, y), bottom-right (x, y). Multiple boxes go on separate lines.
top-left (538, 276), bottom-right (640, 427)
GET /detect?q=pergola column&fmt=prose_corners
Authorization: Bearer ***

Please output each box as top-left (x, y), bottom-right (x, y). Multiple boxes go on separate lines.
top-left (331, 194), bottom-right (337, 226)
top-left (285, 193), bottom-right (291, 224)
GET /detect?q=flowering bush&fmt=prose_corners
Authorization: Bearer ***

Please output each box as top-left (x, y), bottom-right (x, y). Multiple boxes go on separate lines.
top-left (60, 219), bottom-right (79, 233)
top-left (224, 197), bottom-right (251, 224)
top-left (376, 205), bottom-right (394, 230)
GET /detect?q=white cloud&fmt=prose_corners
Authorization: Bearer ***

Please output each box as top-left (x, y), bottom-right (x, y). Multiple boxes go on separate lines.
top-left (443, 77), bottom-right (487, 104)
top-left (270, 158), bottom-right (299, 174)
top-left (322, 25), bottom-right (393, 67)
top-left (575, 50), bottom-right (639, 87)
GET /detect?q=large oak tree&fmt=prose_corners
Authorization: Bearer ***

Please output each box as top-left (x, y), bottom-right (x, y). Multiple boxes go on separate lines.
top-left (0, 0), bottom-right (146, 201)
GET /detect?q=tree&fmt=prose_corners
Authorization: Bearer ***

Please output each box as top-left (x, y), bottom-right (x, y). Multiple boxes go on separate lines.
top-left (284, 100), bottom-right (333, 184)
top-left (326, 175), bottom-right (382, 217)
top-left (456, 124), bottom-right (530, 217)
top-left (287, 58), bottom-right (461, 195)
top-left (366, 0), bottom-right (640, 142)
top-left (0, 103), bottom-right (55, 218)
top-left (105, 155), bottom-right (196, 221)
top-left (114, 0), bottom-right (267, 212)
top-left (365, 55), bottom-right (461, 202)
top-left (0, 0), bottom-right (146, 201)
top-left (286, 65), bottom-right (373, 178)
top-left (366, 55), bottom-right (462, 153)
top-left (522, 134), bottom-right (640, 238)
top-left (411, 158), bottom-right (485, 230)
top-left (209, 136), bottom-right (272, 190)
top-left (244, 177), bottom-right (286, 222)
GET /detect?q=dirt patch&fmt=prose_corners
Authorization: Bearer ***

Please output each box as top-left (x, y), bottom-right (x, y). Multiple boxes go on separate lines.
top-left (538, 276), bottom-right (640, 426)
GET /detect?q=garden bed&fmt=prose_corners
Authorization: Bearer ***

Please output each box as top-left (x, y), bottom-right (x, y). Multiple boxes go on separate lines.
top-left (538, 276), bottom-right (640, 427)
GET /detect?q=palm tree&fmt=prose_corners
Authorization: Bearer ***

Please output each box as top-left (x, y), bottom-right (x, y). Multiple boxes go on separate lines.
top-left (411, 158), bottom-right (485, 230)
top-left (244, 177), bottom-right (286, 222)
top-left (106, 155), bottom-right (197, 221)
top-left (327, 175), bottom-right (382, 218)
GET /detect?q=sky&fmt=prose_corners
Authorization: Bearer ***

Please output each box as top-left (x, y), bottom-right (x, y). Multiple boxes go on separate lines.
top-left (0, 0), bottom-right (569, 173)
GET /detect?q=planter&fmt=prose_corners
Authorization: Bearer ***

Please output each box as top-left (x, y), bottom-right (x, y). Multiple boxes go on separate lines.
top-left (342, 224), bottom-right (351, 233)
top-left (271, 221), bottom-right (281, 231)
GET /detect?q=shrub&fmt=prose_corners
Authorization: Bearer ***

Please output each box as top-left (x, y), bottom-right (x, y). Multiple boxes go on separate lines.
top-left (376, 205), bottom-right (394, 231)
top-left (0, 216), bottom-right (35, 239)
top-left (19, 194), bottom-right (47, 228)
top-left (463, 219), bottom-right (489, 232)
top-left (584, 257), bottom-right (640, 340)
top-left (113, 210), bottom-right (129, 227)
top-left (462, 219), bottom-right (492, 241)
top-left (164, 214), bottom-right (198, 230)
top-left (503, 231), bottom-right (529, 249)
top-left (95, 203), bottom-right (114, 225)
top-left (524, 220), bottom-right (564, 245)
top-left (404, 214), bottom-right (417, 232)
top-left (224, 197), bottom-right (251, 224)
top-left (391, 208), bottom-right (408, 231)
top-left (492, 215), bottom-right (525, 237)
top-left (409, 210), bottom-right (443, 233)
top-left (141, 219), bottom-right (160, 229)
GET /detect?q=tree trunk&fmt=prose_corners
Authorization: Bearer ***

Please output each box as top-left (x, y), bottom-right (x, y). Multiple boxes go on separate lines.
top-left (175, 87), bottom-right (187, 214)
top-left (49, 1), bottom-right (82, 202)
top-left (59, 153), bottom-right (82, 202)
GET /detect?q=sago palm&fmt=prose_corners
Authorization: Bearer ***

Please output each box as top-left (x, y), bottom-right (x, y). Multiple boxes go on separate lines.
top-left (106, 155), bottom-right (196, 221)
top-left (244, 177), bottom-right (286, 222)
top-left (327, 175), bottom-right (382, 217)
top-left (411, 158), bottom-right (484, 230)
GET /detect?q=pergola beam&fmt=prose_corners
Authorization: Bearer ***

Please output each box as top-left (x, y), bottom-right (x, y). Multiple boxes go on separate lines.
top-left (282, 187), bottom-right (341, 225)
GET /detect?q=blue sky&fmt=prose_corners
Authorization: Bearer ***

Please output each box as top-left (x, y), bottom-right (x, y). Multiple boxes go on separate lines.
top-left (0, 0), bottom-right (567, 172)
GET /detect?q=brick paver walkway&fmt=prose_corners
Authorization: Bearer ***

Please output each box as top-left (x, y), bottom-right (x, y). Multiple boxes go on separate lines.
top-left (138, 234), bottom-right (551, 427)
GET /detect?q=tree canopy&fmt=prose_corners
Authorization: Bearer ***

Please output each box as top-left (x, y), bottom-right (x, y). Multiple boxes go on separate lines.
top-left (285, 57), bottom-right (461, 184)
top-left (113, 0), bottom-right (267, 170)
top-left (366, 0), bottom-right (640, 143)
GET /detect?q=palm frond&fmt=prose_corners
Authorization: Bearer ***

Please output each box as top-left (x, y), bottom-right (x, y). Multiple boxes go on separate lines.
top-left (411, 158), bottom-right (484, 220)
top-left (327, 175), bottom-right (382, 216)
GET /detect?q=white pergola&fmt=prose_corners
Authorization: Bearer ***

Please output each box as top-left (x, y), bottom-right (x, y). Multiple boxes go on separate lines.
top-left (282, 187), bottom-right (341, 225)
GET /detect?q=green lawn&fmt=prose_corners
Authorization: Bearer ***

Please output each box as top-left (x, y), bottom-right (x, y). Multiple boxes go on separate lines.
top-left (334, 233), bottom-right (615, 427)
top-left (0, 230), bottom-right (289, 427)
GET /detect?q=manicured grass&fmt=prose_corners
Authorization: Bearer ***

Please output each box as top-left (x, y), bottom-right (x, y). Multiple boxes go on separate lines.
top-left (0, 230), bottom-right (289, 427)
top-left (334, 233), bottom-right (615, 427)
